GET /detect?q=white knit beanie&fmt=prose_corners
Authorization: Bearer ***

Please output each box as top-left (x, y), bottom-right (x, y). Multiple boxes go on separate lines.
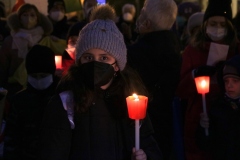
top-left (187, 12), bottom-right (204, 35)
top-left (76, 4), bottom-right (127, 71)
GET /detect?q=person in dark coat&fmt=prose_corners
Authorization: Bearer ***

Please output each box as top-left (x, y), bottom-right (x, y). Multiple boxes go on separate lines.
top-left (127, 0), bottom-right (182, 159)
top-left (39, 4), bottom-right (162, 160)
top-left (3, 45), bottom-right (58, 160)
top-left (47, 0), bottom-right (71, 39)
top-left (176, 0), bottom-right (240, 159)
top-left (197, 55), bottom-right (240, 160)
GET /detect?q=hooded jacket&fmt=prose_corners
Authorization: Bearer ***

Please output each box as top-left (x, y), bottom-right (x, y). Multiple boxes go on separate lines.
top-left (0, 12), bottom-right (53, 96)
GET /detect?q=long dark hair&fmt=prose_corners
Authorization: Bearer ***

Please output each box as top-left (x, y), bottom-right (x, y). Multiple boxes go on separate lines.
top-left (57, 64), bottom-right (148, 113)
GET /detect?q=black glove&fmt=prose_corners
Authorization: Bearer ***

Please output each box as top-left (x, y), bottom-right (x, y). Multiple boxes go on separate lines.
top-left (194, 65), bottom-right (216, 78)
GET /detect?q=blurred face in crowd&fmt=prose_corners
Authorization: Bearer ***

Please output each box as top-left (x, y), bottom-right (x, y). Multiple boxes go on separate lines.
top-left (224, 76), bottom-right (240, 99)
top-left (122, 6), bottom-right (135, 22)
top-left (49, 2), bottom-right (65, 22)
top-left (206, 16), bottom-right (227, 42)
top-left (20, 9), bottom-right (38, 29)
top-left (83, 0), bottom-right (97, 19)
top-left (28, 73), bottom-right (53, 90)
top-left (66, 36), bottom-right (78, 60)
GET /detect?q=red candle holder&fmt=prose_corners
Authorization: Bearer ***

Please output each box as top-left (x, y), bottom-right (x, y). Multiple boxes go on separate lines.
top-left (126, 94), bottom-right (148, 120)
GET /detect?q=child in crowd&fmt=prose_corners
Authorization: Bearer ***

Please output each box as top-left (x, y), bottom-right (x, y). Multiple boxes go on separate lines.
top-left (39, 4), bottom-right (162, 160)
top-left (198, 55), bottom-right (240, 160)
top-left (3, 45), bottom-right (59, 159)
top-left (176, 0), bottom-right (240, 159)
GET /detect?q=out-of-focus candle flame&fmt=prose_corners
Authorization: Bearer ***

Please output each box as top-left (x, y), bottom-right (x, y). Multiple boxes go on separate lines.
top-left (201, 80), bottom-right (207, 88)
top-left (133, 93), bottom-right (139, 101)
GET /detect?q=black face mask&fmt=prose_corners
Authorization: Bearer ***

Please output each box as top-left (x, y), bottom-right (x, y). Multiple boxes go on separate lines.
top-left (79, 61), bottom-right (116, 90)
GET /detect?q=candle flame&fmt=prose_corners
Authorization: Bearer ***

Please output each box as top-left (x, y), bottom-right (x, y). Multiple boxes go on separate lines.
top-left (201, 80), bottom-right (206, 88)
top-left (133, 93), bottom-right (139, 101)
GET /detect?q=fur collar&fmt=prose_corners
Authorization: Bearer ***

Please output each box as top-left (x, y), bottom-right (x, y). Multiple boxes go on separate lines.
top-left (7, 12), bottom-right (53, 35)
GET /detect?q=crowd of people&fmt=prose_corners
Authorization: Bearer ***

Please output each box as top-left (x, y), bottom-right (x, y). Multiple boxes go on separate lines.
top-left (0, 0), bottom-right (240, 159)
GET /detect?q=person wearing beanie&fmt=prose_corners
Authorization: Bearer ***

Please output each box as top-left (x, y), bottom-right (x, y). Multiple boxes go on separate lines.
top-left (47, 0), bottom-right (71, 39)
top-left (197, 55), bottom-right (240, 160)
top-left (176, 0), bottom-right (240, 159)
top-left (39, 4), bottom-right (162, 160)
top-left (0, 3), bottom-right (53, 100)
top-left (127, 0), bottom-right (181, 159)
top-left (187, 12), bottom-right (204, 36)
top-left (180, 12), bottom-right (204, 49)
top-left (3, 45), bottom-right (59, 159)
top-left (116, 3), bottom-right (138, 46)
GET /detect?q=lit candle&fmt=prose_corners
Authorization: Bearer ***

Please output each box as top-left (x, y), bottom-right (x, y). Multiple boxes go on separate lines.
top-left (126, 93), bottom-right (148, 150)
top-left (194, 76), bottom-right (210, 94)
top-left (194, 76), bottom-right (210, 136)
top-left (55, 55), bottom-right (62, 69)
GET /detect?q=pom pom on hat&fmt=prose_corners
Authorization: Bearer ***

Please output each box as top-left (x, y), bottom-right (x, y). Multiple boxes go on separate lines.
top-left (203, 0), bottom-right (232, 22)
top-left (25, 45), bottom-right (56, 74)
top-left (75, 4), bottom-right (127, 71)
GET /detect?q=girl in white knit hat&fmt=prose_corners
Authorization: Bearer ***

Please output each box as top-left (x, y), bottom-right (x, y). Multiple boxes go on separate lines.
top-left (39, 4), bottom-right (162, 160)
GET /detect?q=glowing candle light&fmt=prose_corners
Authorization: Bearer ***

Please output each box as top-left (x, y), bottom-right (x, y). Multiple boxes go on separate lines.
top-left (194, 76), bottom-right (210, 136)
top-left (126, 93), bottom-right (148, 150)
top-left (55, 55), bottom-right (62, 69)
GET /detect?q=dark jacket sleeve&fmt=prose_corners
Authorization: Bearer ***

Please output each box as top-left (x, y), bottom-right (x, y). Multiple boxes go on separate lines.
top-left (140, 114), bottom-right (163, 160)
top-left (3, 102), bottom-right (21, 160)
top-left (38, 95), bottom-right (72, 160)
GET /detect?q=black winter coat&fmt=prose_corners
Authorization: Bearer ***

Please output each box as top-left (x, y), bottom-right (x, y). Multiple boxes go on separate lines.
top-left (39, 87), bottom-right (162, 160)
top-left (127, 30), bottom-right (182, 159)
top-left (3, 83), bottom-right (57, 160)
top-left (196, 96), bottom-right (240, 160)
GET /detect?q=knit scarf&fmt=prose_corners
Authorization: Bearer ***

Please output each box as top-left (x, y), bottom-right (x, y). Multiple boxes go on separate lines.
top-left (11, 26), bottom-right (44, 59)
top-left (224, 93), bottom-right (240, 110)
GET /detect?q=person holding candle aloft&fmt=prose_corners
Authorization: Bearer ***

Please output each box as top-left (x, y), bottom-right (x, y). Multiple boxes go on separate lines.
top-left (39, 4), bottom-right (162, 160)
top-left (196, 55), bottom-right (240, 160)
top-left (176, 0), bottom-right (240, 159)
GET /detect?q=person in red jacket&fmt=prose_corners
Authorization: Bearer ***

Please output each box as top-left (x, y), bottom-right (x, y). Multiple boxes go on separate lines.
top-left (176, 0), bottom-right (240, 159)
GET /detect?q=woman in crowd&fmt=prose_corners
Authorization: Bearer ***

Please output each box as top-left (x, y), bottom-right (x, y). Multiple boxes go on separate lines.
top-left (176, 0), bottom-right (240, 159)
top-left (0, 3), bottom-right (53, 98)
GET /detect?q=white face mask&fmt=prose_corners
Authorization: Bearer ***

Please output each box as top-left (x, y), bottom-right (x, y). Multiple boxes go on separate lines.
top-left (28, 75), bottom-right (53, 90)
top-left (65, 45), bottom-right (76, 60)
top-left (123, 13), bottom-right (133, 22)
top-left (50, 11), bottom-right (65, 22)
top-left (206, 27), bottom-right (227, 41)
